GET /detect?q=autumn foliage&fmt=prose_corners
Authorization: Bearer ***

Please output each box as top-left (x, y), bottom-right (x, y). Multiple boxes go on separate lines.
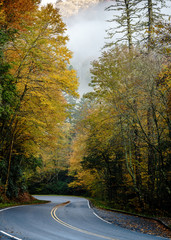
top-left (67, 1), bottom-right (171, 214)
top-left (0, 2), bottom-right (78, 199)
top-left (0, 0), bottom-right (170, 216)
top-left (0, 0), bottom-right (39, 29)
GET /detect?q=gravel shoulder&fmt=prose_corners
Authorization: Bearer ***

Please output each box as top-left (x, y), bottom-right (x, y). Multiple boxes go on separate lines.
top-left (92, 206), bottom-right (171, 239)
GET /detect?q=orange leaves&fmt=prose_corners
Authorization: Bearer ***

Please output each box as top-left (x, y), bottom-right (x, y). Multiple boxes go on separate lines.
top-left (1, 0), bottom-right (39, 30)
top-left (6, 4), bottom-right (78, 98)
top-left (158, 64), bottom-right (171, 88)
top-left (0, 1), bottom-right (79, 196)
top-left (0, 2), bottom-right (5, 25)
top-left (158, 63), bottom-right (171, 117)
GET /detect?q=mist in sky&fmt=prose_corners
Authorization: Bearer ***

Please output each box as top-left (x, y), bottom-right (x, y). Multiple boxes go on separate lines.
top-left (65, 1), bottom-right (113, 96)
top-left (39, 1), bottom-right (126, 97)
top-left (39, 0), bottom-right (113, 96)
top-left (40, 0), bottom-right (171, 97)
top-left (65, 1), bottom-right (171, 96)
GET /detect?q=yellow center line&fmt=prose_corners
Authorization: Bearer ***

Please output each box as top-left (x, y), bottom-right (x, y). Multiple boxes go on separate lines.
top-left (50, 205), bottom-right (118, 240)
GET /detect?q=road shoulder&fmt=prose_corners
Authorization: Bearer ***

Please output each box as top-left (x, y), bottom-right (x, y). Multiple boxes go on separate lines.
top-left (91, 204), bottom-right (171, 239)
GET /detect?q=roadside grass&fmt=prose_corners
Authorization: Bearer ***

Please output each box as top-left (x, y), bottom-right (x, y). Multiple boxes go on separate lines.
top-left (0, 199), bottom-right (50, 209)
top-left (88, 198), bottom-right (141, 215)
top-left (88, 198), bottom-right (171, 231)
top-left (88, 198), bottom-right (170, 219)
top-left (0, 194), bottom-right (83, 209)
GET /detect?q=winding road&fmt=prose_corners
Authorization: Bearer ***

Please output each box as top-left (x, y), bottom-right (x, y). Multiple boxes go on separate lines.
top-left (0, 196), bottom-right (169, 240)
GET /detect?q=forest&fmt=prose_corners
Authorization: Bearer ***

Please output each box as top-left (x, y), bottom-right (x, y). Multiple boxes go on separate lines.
top-left (0, 0), bottom-right (170, 216)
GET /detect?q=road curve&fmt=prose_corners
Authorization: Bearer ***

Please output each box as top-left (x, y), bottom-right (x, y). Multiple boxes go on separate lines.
top-left (0, 196), bottom-right (169, 240)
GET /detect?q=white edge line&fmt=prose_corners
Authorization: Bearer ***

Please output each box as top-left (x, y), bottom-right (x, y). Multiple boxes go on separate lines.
top-left (0, 205), bottom-right (23, 240)
top-left (87, 200), bottom-right (91, 209)
top-left (0, 230), bottom-right (22, 240)
top-left (93, 212), bottom-right (112, 225)
top-left (0, 205), bottom-right (24, 212)
top-left (87, 200), bottom-right (112, 225)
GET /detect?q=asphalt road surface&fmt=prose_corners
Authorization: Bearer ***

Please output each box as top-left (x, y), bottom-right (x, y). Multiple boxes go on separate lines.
top-left (0, 196), bottom-right (169, 240)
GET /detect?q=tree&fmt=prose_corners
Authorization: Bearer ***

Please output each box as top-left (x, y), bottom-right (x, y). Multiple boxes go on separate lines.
top-left (105, 0), bottom-right (169, 51)
top-left (69, 45), bottom-right (170, 212)
top-left (152, 20), bottom-right (171, 55)
top-left (0, 3), bottom-right (79, 198)
top-left (144, 0), bottom-right (167, 50)
top-left (0, 0), bottom-right (39, 30)
top-left (105, 0), bottom-right (140, 50)
top-left (68, 0), bottom-right (170, 212)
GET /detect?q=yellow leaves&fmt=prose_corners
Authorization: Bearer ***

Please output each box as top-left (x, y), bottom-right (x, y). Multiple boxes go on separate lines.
top-left (69, 169), bottom-right (98, 189)
top-left (39, 4), bottom-right (66, 33)
top-left (28, 116), bottom-right (47, 128)
top-left (158, 64), bottom-right (171, 88)
top-left (0, 2), bottom-right (5, 25)
top-left (69, 132), bottom-right (99, 191)
top-left (2, 3), bottom-right (78, 172)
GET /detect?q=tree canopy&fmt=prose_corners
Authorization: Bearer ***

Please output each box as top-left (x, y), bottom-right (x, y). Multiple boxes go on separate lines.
top-left (0, 2), bottom-right (78, 199)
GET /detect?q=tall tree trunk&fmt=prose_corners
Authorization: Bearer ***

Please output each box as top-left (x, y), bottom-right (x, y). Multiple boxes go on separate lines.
top-left (0, 84), bottom-right (28, 152)
top-left (133, 100), bottom-right (142, 203)
top-left (147, 105), bottom-right (156, 208)
top-left (103, 153), bottom-right (113, 202)
top-left (4, 118), bottom-right (19, 197)
top-left (125, 0), bottom-right (132, 50)
top-left (148, 0), bottom-right (153, 51)
top-left (4, 131), bottom-right (14, 197)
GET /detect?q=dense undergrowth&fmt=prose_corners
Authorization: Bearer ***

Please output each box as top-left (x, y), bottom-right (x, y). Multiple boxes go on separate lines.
top-left (89, 198), bottom-right (171, 219)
